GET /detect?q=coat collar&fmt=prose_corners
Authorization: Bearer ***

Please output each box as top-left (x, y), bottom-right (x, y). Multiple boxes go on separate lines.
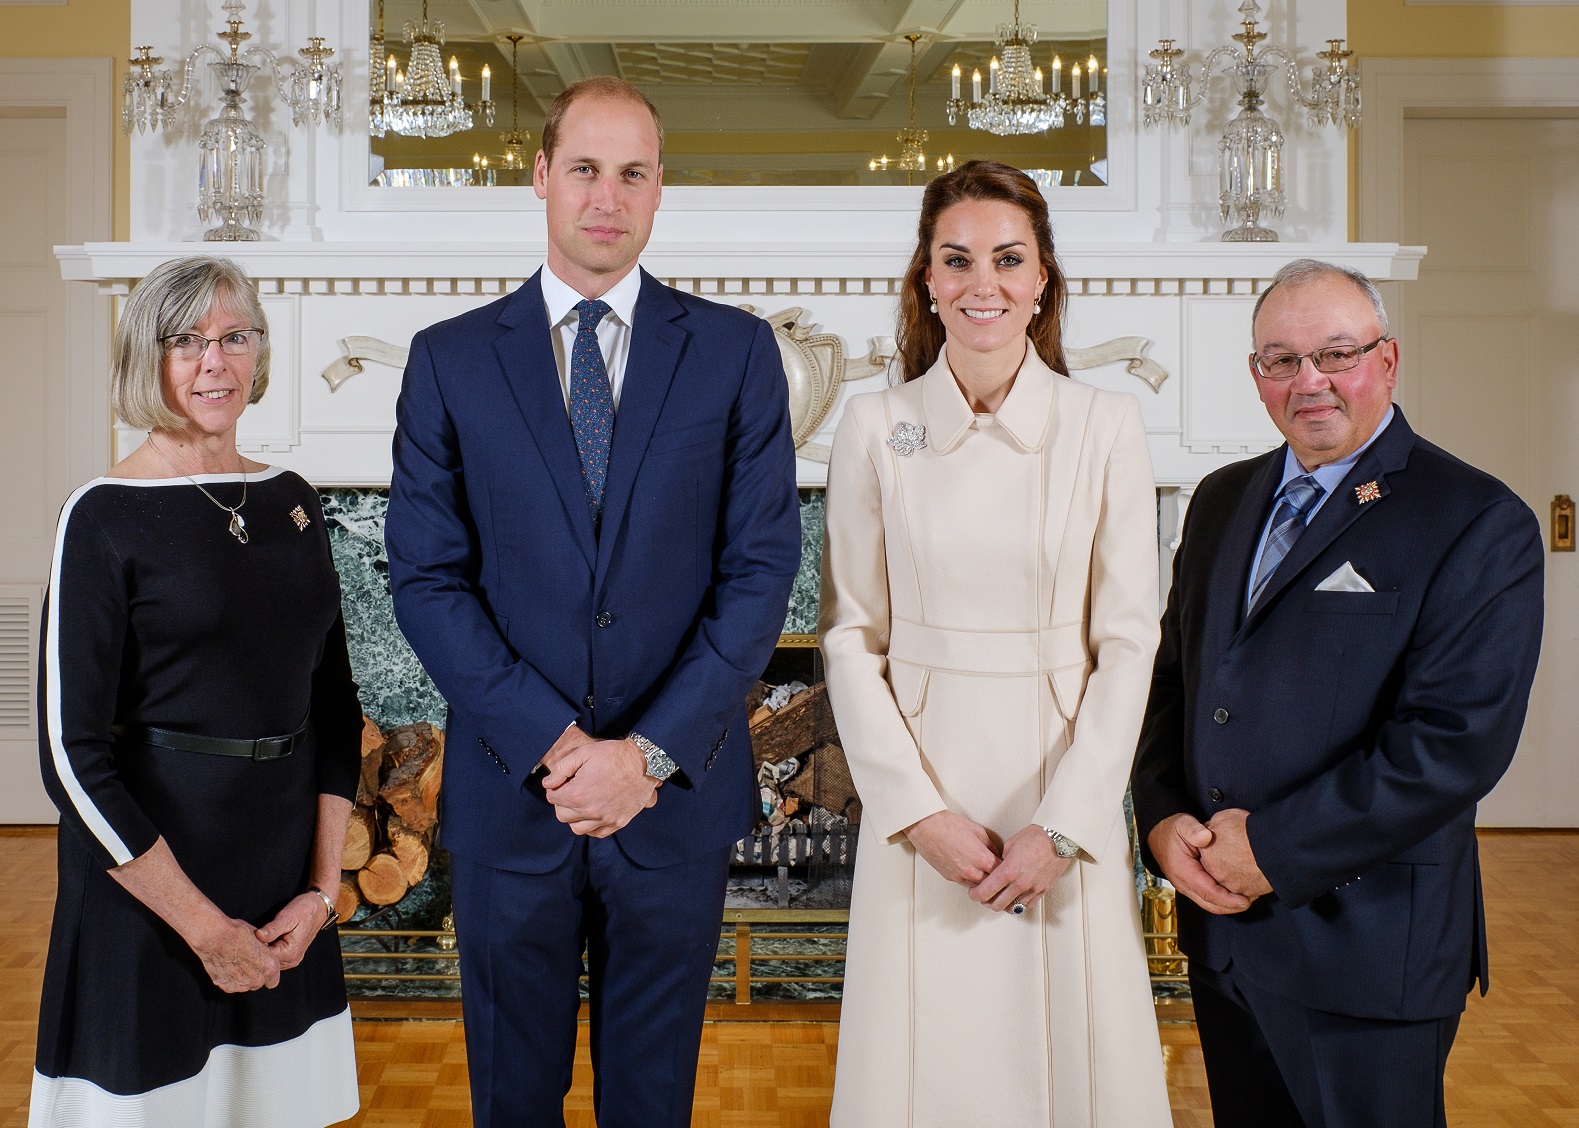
top-left (593, 271), bottom-right (688, 582)
top-left (920, 341), bottom-right (1059, 455)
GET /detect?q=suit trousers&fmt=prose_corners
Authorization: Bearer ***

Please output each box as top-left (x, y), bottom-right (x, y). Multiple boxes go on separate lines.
top-left (1189, 963), bottom-right (1460, 1128)
top-left (450, 837), bottom-right (732, 1128)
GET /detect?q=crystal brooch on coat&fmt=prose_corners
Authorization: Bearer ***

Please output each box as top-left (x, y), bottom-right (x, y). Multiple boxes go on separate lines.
top-left (290, 504), bottom-right (310, 530)
top-left (887, 421), bottom-right (927, 457)
top-left (1354, 481), bottom-right (1381, 505)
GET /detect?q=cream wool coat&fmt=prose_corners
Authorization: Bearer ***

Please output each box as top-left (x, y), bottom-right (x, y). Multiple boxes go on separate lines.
top-left (819, 347), bottom-right (1171, 1127)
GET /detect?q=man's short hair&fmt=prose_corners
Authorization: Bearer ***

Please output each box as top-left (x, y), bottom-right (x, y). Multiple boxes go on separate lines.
top-left (1252, 258), bottom-right (1391, 342)
top-left (540, 77), bottom-right (664, 168)
top-left (111, 256), bottom-right (270, 432)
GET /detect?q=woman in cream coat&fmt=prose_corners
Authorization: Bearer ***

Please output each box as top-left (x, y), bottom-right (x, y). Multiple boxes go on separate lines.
top-left (820, 161), bottom-right (1171, 1127)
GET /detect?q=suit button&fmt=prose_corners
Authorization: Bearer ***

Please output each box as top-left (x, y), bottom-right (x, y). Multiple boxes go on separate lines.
top-left (584, 694), bottom-right (595, 709)
top-left (1213, 707), bottom-right (1230, 724)
top-left (1209, 787), bottom-right (1224, 802)
top-left (596, 611), bottom-right (614, 628)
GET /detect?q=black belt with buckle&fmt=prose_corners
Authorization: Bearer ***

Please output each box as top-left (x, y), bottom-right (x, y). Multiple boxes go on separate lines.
top-left (117, 719), bottom-right (310, 762)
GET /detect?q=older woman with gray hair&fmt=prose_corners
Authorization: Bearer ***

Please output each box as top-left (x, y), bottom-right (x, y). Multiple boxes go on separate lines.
top-left (30, 256), bottom-right (362, 1127)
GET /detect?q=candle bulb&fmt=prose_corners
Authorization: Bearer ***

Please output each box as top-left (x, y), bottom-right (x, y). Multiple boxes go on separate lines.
top-left (450, 56), bottom-right (461, 98)
top-left (1035, 66), bottom-right (1043, 94)
top-left (989, 56), bottom-right (999, 95)
top-left (385, 55), bottom-right (396, 95)
top-left (1072, 64), bottom-right (1082, 100)
top-left (1052, 55), bottom-right (1062, 96)
top-left (951, 63), bottom-right (960, 101)
top-left (1088, 55), bottom-right (1099, 94)
top-left (481, 64), bottom-right (491, 102)
top-left (972, 68), bottom-right (982, 102)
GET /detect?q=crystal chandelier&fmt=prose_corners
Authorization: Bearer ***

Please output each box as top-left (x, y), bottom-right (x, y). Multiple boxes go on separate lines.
top-left (498, 35), bottom-right (532, 174)
top-left (472, 35), bottom-right (532, 186)
top-left (123, 0), bottom-right (341, 241)
top-left (868, 35), bottom-right (930, 177)
top-left (944, 0), bottom-right (1072, 135)
top-left (1142, 0), bottom-right (1360, 242)
top-left (377, 0), bottom-right (492, 139)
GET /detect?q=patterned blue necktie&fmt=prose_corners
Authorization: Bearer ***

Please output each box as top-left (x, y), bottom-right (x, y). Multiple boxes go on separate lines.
top-left (1248, 473), bottom-right (1324, 612)
top-left (568, 298), bottom-right (614, 523)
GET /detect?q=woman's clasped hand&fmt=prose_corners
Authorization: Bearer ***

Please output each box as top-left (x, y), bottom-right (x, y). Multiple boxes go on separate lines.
top-left (905, 810), bottom-right (1071, 913)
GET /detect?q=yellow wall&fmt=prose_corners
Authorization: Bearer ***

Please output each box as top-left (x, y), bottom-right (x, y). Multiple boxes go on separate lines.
top-left (1347, 2), bottom-right (1579, 237)
top-left (1350, 1), bottom-right (1579, 58)
top-left (1, 0), bottom-right (132, 238)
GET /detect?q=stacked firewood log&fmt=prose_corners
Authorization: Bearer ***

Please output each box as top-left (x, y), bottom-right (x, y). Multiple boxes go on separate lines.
top-left (336, 718), bottom-right (445, 922)
top-left (747, 680), bottom-right (861, 825)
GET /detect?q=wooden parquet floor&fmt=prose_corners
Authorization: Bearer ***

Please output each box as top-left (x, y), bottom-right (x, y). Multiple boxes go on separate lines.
top-left (2, 826), bottom-right (1574, 1127)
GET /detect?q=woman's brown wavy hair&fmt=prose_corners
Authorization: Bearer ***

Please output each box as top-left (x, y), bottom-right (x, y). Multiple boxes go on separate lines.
top-left (895, 160), bottom-right (1069, 383)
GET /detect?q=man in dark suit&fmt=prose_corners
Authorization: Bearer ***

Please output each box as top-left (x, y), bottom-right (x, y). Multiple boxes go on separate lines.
top-left (1132, 259), bottom-right (1543, 1128)
top-left (384, 77), bottom-right (801, 1128)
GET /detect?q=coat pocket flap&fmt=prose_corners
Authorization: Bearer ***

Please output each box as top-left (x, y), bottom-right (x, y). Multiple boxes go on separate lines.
top-left (887, 658), bottom-right (930, 717)
top-left (1048, 660), bottom-right (1094, 721)
top-left (1305, 590), bottom-right (1401, 615)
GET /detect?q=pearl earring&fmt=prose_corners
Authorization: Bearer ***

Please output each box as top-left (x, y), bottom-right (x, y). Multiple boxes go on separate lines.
top-left (929, 298), bottom-right (938, 314)
top-left (1033, 302), bottom-right (1042, 315)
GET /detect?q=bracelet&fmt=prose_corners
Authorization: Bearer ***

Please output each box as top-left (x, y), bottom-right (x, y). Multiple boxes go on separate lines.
top-left (307, 885), bottom-right (339, 932)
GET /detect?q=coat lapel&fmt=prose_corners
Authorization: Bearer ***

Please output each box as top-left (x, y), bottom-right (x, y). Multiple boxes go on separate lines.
top-left (1240, 410), bottom-right (1414, 631)
top-left (493, 272), bottom-right (596, 568)
top-left (1213, 450), bottom-right (1283, 647)
top-left (594, 271), bottom-right (688, 581)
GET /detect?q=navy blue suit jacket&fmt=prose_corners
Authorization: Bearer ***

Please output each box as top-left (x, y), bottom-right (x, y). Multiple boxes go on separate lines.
top-left (385, 269), bottom-right (801, 873)
top-left (1132, 409), bottom-right (1543, 1021)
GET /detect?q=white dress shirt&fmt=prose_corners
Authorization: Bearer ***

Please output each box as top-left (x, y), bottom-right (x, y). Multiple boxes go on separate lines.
top-left (539, 262), bottom-right (643, 414)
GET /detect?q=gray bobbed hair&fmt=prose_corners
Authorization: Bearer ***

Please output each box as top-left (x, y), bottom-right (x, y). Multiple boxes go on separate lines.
top-left (1251, 258), bottom-right (1391, 344)
top-left (111, 256), bottom-right (270, 432)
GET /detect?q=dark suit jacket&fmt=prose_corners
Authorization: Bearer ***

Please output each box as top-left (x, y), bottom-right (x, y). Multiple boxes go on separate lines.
top-left (1132, 408), bottom-right (1543, 1021)
top-left (385, 269), bottom-right (801, 873)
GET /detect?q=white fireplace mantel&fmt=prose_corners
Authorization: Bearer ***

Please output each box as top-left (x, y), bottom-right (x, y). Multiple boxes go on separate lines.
top-left (57, 240), bottom-right (1424, 490)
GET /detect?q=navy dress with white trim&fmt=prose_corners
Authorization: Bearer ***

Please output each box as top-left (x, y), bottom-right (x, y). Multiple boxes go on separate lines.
top-left (31, 468), bottom-right (362, 1128)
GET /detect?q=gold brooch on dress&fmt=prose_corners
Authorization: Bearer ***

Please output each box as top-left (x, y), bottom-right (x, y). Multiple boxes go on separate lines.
top-left (887, 422), bottom-right (927, 457)
top-left (290, 504), bottom-right (311, 530)
top-left (1354, 481), bottom-right (1381, 505)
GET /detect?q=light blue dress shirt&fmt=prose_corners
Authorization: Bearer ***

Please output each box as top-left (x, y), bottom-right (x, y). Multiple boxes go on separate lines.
top-left (1244, 405), bottom-right (1395, 608)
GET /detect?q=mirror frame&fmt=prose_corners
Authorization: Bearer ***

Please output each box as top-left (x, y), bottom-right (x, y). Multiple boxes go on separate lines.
top-left (336, 0), bottom-right (1137, 218)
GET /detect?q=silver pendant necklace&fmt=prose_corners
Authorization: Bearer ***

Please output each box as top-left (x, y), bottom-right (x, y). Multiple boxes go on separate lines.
top-left (148, 435), bottom-right (250, 544)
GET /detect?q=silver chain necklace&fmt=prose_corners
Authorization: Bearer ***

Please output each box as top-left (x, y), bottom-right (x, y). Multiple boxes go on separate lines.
top-left (148, 435), bottom-right (250, 544)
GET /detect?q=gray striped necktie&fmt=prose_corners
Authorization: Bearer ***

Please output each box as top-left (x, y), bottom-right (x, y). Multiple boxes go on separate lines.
top-left (1248, 474), bottom-right (1324, 612)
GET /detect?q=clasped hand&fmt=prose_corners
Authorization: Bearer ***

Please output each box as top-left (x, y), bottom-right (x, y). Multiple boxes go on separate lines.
top-left (1147, 808), bottom-right (1270, 916)
top-left (541, 726), bottom-right (659, 837)
top-left (904, 810), bottom-right (1072, 914)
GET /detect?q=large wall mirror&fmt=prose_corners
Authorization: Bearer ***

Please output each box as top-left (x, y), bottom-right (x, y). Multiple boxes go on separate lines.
top-left (369, 0), bottom-right (1107, 188)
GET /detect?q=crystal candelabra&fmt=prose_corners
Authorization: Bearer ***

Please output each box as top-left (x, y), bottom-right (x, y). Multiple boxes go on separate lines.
top-left (868, 35), bottom-right (930, 178)
top-left (375, 0), bottom-right (492, 139)
top-left (123, 0), bottom-right (341, 241)
top-left (1142, 0), bottom-right (1360, 242)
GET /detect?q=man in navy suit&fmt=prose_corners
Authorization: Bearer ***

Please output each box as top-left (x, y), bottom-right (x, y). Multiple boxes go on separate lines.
top-left (385, 77), bottom-right (800, 1127)
top-left (1132, 259), bottom-right (1543, 1128)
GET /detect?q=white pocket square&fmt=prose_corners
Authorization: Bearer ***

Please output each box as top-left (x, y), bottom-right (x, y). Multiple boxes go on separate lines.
top-left (1315, 561), bottom-right (1375, 593)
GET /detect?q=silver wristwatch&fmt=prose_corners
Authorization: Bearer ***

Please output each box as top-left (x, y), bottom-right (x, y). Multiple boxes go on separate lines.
top-left (1039, 826), bottom-right (1081, 858)
top-left (630, 732), bottom-right (678, 782)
